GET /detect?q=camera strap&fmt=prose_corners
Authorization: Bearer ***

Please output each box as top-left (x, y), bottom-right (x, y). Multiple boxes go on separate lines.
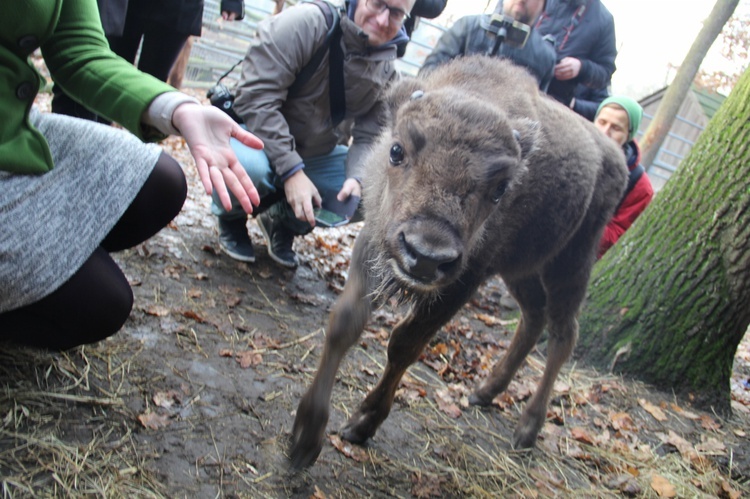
top-left (208, 1), bottom-right (346, 126)
top-left (288, 0), bottom-right (346, 126)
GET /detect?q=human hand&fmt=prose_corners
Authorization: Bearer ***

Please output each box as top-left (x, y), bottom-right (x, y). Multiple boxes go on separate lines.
top-left (171, 103), bottom-right (264, 213)
top-left (337, 178), bottom-right (362, 202)
top-left (554, 57), bottom-right (582, 81)
top-left (283, 170), bottom-right (321, 227)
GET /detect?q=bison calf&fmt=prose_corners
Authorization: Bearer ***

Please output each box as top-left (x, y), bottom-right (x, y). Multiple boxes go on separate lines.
top-left (289, 55), bottom-right (627, 469)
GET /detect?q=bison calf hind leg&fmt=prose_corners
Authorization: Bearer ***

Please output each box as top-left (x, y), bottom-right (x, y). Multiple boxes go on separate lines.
top-left (469, 276), bottom-right (547, 407)
top-left (512, 314), bottom-right (578, 448)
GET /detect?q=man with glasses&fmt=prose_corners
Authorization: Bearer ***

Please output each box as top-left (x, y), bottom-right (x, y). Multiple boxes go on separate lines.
top-left (211, 0), bottom-right (415, 268)
top-left (420, 0), bottom-right (556, 91)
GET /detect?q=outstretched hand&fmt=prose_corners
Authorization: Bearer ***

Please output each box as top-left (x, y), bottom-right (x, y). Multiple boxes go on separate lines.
top-left (172, 103), bottom-right (264, 213)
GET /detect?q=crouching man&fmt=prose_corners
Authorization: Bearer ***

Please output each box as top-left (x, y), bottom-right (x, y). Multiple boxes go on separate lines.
top-left (212, 0), bottom-right (415, 268)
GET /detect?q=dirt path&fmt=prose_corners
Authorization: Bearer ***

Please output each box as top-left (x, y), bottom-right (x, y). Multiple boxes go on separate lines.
top-left (1, 97), bottom-right (749, 497)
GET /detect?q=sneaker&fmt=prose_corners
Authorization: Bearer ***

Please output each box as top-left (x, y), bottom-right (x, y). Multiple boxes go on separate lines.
top-left (218, 218), bottom-right (255, 263)
top-left (257, 211), bottom-right (298, 268)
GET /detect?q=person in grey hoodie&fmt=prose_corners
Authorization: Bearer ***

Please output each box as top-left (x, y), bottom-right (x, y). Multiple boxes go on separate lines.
top-left (213, 0), bottom-right (415, 268)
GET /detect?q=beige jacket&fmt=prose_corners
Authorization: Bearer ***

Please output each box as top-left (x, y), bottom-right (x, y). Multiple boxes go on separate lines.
top-left (233, 0), bottom-right (400, 180)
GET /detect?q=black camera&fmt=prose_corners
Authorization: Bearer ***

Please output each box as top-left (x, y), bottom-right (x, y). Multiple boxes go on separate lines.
top-left (207, 83), bottom-right (243, 124)
top-left (485, 13), bottom-right (531, 55)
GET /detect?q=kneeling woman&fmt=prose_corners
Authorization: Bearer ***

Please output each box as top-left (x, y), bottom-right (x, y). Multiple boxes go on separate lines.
top-left (0, 0), bottom-right (263, 350)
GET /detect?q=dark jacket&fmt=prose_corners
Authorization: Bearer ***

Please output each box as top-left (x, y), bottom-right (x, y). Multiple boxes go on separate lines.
top-left (98, 0), bottom-right (129, 37)
top-left (127, 0), bottom-right (244, 36)
top-left (398, 0), bottom-right (448, 57)
top-left (535, 0), bottom-right (616, 106)
top-left (599, 140), bottom-right (654, 257)
top-left (420, 14), bottom-right (556, 91)
top-left (572, 82), bottom-right (609, 121)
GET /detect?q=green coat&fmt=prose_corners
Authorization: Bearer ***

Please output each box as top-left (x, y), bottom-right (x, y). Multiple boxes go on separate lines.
top-left (1, 0), bottom-right (176, 174)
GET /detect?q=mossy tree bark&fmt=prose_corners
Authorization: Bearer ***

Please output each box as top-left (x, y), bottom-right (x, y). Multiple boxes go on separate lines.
top-left (577, 68), bottom-right (750, 414)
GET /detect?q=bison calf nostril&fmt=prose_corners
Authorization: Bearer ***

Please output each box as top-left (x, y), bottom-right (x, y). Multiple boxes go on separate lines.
top-left (398, 231), bottom-right (461, 282)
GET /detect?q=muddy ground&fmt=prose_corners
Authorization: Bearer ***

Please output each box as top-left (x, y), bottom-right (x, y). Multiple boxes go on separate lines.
top-left (1, 99), bottom-right (750, 498)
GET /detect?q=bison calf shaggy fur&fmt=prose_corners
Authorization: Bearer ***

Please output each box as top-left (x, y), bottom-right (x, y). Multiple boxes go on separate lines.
top-left (289, 56), bottom-right (628, 469)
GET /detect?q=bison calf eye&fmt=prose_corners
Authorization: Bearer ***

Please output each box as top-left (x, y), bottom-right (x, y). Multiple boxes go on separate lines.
top-left (389, 143), bottom-right (405, 166)
top-left (492, 181), bottom-right (509, 203)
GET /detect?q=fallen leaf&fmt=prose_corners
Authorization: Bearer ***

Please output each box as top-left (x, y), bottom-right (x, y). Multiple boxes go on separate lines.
top-left (720, 480), bottom-right (741, 499)
top-left (650, 474), bottom-right (676, 497)
top-left (237, 350), bottom-right (263, 368)
top-left (610, 411), bottom-right (636, 431)
top-left (144, 305), bottom-right (170, 317)
top-left (670, 402), bottom-right (700, 420)
top-left (639, 398), bottom-right (668, 421)
top-left (570, 427), bottom-right (595, 445)
top-left (225, 294), bottom-right (241, 307)
top-left (181, 310), bottom-right (205, 323)
top-left (430, 343), bottom-right (449, 356)
top-left (411, 471), bottom-right (445, 498)
top-left (138, 411), bottom-right (171, 430)
top-left (475, 313), bottom-right (507, 326)
top-left (153, 390), bottom-right (182, 409)
top-left (604, 474), bottom-right (641, 495)
top-left (699, 414), bottom-right (721, 431)
top-left (696, 437), bottom-right (726, 454)
top-left (434, 389), bottom-right (462, 418)
top-left (329, 434), bottom-right (369, 462)
top-left (310, 485), bottom-right (327, 499)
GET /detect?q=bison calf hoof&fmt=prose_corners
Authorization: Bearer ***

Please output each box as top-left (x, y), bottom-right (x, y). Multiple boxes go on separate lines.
top-left (288, 437), bottom-right (323, 471)
top-left (340, 412), bottom-right (378, 444)
top-left (468, 391), bottom-right (494, 407)
top-left (512, 422), bottom-right (542, 450)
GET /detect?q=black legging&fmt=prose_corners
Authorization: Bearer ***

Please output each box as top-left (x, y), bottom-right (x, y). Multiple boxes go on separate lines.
top-left (107, 11), bottom-right (189, 82)
top-left (0, 153), bottom-right (187, 350)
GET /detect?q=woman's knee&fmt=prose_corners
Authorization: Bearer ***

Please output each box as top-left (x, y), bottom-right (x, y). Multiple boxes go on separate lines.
top-left (152, 152), bottom-right (188, 216)
top-left (0, 249), bottom-right (136, 350)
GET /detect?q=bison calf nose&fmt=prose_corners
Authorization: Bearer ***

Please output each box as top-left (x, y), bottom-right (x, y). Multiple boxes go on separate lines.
top-left (399, 231), bottom-right (461, 283)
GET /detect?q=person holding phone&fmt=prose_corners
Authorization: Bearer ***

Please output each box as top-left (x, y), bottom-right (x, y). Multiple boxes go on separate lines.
top-left (211, 0), bottom-right (416, 269)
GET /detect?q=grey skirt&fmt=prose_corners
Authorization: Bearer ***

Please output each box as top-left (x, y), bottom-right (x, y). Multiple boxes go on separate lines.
top-left (0, 109), bottom-right (162, 313)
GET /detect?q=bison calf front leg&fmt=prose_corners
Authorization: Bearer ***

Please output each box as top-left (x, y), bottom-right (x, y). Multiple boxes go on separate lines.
top-left (340, 311), bottom-right (443, 444)
top-left (289, 260), bottom-right (371, 469)
top-left (342, 274), bottom-right (484, 444)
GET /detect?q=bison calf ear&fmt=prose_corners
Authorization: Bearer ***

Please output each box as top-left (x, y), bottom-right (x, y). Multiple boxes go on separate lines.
top-left (511, 118), bottom-right (542, 158)
top-left (385, 78), bottom-right (426, 124)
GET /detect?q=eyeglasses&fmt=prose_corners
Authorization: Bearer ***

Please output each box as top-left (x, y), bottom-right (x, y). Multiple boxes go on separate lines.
top-left (365, 0), bottom-right (410, 25)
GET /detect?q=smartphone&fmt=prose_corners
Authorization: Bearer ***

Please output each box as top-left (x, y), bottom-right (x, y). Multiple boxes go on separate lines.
top-left (314, 207), bottom-right (349, 227)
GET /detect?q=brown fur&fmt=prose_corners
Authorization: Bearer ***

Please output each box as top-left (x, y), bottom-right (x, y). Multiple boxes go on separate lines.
top-left (289, 56), bottom-right (627, 469)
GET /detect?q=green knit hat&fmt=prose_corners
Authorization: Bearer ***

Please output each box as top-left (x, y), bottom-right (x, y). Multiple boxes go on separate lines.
top-left (596, 96), bottom-right (643, 142)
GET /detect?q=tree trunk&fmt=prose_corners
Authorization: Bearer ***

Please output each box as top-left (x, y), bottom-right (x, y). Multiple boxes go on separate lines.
top-left (576, 67), bottom-right (750, 415)
top-left (640, 0), bottom-right (739, 168)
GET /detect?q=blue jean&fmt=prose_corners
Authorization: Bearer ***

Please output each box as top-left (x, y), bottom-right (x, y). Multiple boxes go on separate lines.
top-left (211, 132), bottom-right (352, 236)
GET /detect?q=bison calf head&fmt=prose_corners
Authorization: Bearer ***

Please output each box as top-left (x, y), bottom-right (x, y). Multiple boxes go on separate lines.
top-left (363, 81), bottom-right (541, 295)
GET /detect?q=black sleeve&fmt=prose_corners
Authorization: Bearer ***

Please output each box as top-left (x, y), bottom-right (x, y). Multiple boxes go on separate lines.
top-left (410, 0), bottom-right (448, 19)
top-left (572, 84), bottom-right (610, 121)
top-left (419, 17), bottom-right (469, 75)
top-left (220, 0), bottom-right (245, 20)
